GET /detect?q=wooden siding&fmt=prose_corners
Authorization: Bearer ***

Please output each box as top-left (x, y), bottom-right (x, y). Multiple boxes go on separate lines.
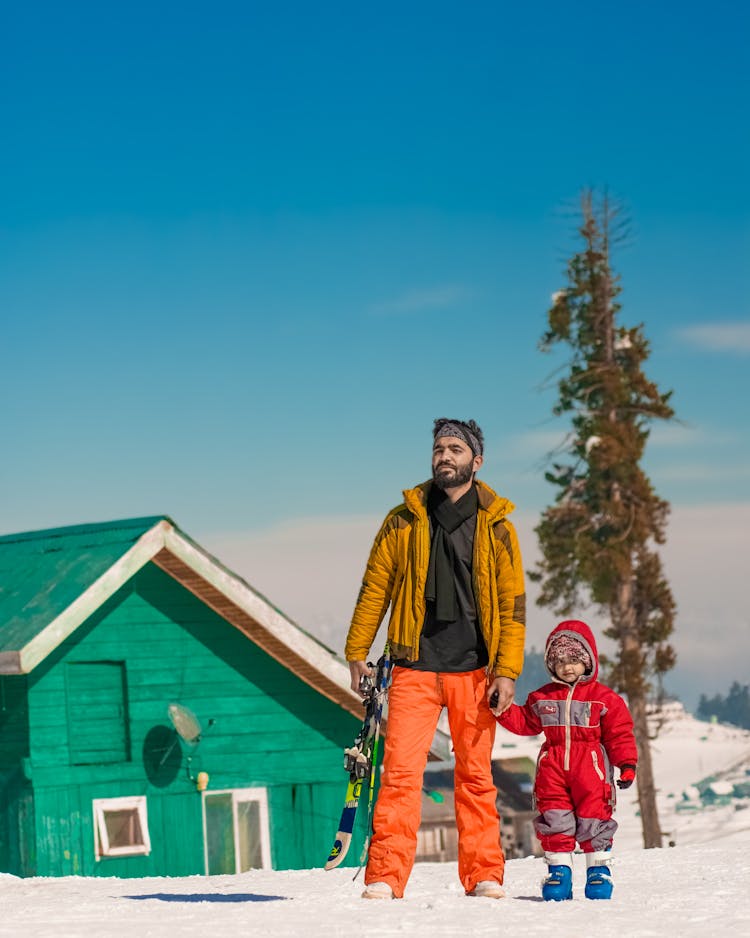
top-left (22, 562), bottom-right (365, 876)
top-left (152, 548), bottom-right (363, 720)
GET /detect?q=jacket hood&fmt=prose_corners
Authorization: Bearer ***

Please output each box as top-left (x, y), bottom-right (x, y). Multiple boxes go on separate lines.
top-left (403, 479), bottom-right (515, 521)
top-left (544, 619), bottom-right (599, 684)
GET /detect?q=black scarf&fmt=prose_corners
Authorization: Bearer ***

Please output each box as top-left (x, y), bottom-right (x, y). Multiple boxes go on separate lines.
top-left (425, 484), bottom-right (478, 622)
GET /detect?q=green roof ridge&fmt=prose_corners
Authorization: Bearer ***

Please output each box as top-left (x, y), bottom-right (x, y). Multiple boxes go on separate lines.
top-left (0, 516), bottom-right (173, 545)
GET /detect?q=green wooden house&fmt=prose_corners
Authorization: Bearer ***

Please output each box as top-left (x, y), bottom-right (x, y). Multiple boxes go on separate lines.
top-left (0, 516), bottom-right (449, 878)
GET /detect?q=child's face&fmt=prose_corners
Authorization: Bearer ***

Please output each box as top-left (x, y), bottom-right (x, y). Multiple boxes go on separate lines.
top-left (554, 657), bottom-right (586, 683)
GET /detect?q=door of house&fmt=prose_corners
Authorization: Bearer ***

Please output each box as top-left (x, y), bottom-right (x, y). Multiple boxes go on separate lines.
top-left (202, 787), bottom-right (271, 875)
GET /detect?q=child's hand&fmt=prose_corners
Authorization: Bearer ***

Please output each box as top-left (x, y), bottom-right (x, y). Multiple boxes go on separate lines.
top-left (617, 764), bottom-right (636, 789)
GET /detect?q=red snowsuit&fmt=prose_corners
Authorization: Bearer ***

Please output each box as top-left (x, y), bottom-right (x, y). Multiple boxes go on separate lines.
top-left (497, 620), bottom-right (637, 853)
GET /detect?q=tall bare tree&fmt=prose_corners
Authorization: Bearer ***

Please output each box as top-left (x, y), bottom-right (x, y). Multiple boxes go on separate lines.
top-left (531, 190), bottom-right (677, 848)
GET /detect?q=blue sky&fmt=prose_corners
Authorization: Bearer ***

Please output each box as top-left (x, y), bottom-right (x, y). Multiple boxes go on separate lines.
top-left (2, 2), bottom-right (748, 706)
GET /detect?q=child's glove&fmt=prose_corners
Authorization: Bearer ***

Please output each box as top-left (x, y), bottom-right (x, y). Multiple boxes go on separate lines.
top-left (617, 764), bottom-right (636, 789)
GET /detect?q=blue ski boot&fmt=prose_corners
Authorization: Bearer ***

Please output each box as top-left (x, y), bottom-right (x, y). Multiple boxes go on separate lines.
top-left (585, 851), bottom-right (613, 900)
top-left (542, 852), bottom-right (573, 901)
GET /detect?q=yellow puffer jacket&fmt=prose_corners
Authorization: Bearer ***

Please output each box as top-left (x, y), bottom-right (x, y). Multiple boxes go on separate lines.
top-left (345, 479), bottom-right (526, 679)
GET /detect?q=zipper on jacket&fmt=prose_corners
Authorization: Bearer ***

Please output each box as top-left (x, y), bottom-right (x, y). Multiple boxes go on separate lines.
top-left (411, 508), bottom-right (427, 661)
top-left (474, 513), bottom-right (490, 651)
top-left (563, 680), bottom-right (577, 771)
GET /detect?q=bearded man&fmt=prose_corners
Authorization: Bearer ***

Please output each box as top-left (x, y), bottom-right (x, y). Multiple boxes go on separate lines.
top-left (345, 418), bottom-right (526, 900)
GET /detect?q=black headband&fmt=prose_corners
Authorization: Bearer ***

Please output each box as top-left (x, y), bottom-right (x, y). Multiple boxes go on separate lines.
top-left (433, 418), bottom-right (484, 456)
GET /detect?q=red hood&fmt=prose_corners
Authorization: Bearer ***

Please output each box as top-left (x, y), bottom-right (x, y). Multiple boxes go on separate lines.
top-left (544, 619), bottom-right (599, 684)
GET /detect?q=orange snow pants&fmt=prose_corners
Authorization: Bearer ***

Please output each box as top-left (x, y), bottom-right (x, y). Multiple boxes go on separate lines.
top-left (365, 666), bottom-right (504, 898)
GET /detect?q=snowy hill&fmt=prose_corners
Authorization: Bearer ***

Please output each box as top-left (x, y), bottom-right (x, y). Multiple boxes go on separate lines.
top-left (1, 702), bottom-right (748, 937)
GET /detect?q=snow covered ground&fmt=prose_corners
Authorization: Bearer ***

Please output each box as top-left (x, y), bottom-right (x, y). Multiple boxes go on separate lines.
top-left (2, 704), bottom-right (749, 937)
top-left (2, 842), bottom-right (748, 938)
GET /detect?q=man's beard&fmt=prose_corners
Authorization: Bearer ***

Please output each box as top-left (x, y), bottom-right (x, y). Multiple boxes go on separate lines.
top-left (432, 461), bottom-right (474, 491)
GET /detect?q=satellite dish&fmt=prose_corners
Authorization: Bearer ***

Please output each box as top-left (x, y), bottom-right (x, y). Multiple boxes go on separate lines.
top-left (168, 703), bottom-right (203, 745)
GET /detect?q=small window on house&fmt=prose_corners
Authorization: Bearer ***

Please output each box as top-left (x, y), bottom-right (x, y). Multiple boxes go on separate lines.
top-left (93, 796), bottom-right (151, 859)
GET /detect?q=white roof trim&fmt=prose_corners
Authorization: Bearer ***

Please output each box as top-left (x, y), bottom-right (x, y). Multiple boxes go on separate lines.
top-left (11, 520), bottom-right (362, 712)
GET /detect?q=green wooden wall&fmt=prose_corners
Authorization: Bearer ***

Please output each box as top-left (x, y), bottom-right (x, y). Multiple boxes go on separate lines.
top-left (7, 562), bottom-right (367, 877)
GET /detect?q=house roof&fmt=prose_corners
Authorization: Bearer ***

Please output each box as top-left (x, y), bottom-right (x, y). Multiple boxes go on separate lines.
top-left (0, 516), bottom-right (451, 759)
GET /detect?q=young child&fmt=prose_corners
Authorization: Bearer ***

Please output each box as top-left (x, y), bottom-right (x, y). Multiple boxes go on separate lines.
top-left (495, 619), bottom-right (637, 900)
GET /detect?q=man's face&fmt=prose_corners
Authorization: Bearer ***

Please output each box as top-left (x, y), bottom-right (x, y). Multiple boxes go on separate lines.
top-left (432, 436), bottom-right (482, 490)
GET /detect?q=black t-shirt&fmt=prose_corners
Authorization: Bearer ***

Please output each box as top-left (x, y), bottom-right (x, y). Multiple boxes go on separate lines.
top-left (398, 489), bottom-right (489, 673)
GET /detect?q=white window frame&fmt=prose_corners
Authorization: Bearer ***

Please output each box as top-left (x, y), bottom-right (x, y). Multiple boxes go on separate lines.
top-left (202, 787), bottom-right (271, 874)
top-left (93, 795), bottom-right (151, 860)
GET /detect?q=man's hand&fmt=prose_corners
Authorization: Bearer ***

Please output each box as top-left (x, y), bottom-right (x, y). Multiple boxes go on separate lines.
top-left (348, 660), bottom-right (373, 697)
top-left (487, 676), bottom-right (515, 715)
